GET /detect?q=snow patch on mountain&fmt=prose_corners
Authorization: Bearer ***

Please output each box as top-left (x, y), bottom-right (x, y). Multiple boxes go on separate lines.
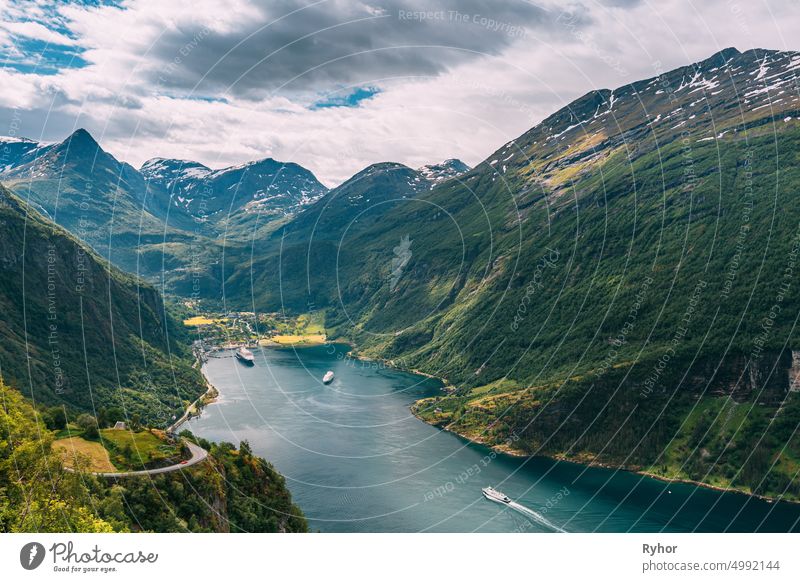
top-left (417, 159), bottom-right (470, 184)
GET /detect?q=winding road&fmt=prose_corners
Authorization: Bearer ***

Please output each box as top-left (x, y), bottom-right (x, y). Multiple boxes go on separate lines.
top-left (71, 439), bottom-right (209, 478)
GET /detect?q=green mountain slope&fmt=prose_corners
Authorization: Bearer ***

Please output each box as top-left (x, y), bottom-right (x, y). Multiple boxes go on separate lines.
top-left (0, 380), bottom-right (306, 533)
top-left (0, 184), bottom-right (203, 425)
top-left (229, 47), bottom-right (800, 500)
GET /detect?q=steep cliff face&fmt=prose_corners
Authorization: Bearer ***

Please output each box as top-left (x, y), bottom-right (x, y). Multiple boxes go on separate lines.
top-left (666, 349), bottom-right (787, 417)
top-left (789, 351), bottom-right (800, 393)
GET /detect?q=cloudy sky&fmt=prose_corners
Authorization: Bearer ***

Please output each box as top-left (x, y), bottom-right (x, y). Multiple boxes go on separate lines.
top-left (1, 0), bottom-right (798, 185)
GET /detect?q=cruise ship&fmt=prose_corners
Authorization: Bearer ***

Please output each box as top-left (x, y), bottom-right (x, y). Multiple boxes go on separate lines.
top-left (481, 486), bottom-right (512, 504)
top-left (235, 346), bottom-right (255, 365)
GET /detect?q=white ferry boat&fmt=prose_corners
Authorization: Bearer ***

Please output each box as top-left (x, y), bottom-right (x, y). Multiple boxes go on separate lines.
top-left (235, 346), bottom-right (255, 365)
top-left (481, 486), bottom-right (512, 504)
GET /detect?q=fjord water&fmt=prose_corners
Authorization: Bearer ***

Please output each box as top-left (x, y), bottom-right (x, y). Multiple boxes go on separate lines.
top-left (187, 345), bottom-right (800, 532)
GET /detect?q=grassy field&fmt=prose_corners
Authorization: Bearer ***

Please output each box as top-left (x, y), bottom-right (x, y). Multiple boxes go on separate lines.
top-left (183, 315), bottom-right (224, 326)
top-left (262, 333), bottom-right (327, 346)
top-left (53, 429), bottom-right (183, 472)
top-left (260, 311), bottom-right (327, 345)
top-left (296, 312), bottom-right (325, 334)
top-left (53, 437), bottom-right (116, 472)
top-left (99, 428), bottom-right (182, 470)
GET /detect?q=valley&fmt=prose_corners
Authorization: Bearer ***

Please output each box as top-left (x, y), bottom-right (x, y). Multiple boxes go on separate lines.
top-left (2, 45), bottom-right (800, 532)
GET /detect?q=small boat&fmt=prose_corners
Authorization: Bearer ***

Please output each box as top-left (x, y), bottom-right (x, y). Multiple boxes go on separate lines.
top-left (322, 370), bottom-right (335, 384)
top-left (235, 346), bottom-right (255, 365)
top-left (482, 486), bottom-right (511, 504)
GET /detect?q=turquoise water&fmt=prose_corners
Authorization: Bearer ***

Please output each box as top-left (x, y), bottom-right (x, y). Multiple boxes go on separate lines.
top-left (186, 345), bottom-right (800, 532)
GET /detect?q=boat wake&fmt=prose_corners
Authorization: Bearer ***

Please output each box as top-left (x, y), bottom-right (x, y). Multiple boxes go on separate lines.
top-left (505, 500), bottom-right (567, 533)
top-left (482, 487), bottom-right (566, 533)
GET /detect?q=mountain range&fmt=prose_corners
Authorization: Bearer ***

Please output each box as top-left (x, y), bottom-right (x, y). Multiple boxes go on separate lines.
top-left (139, 156), bottom-right (328, 235)
top-left (2, 46), bottom-right (800, 501)
top-left (0, 130), bottom-right (469, 298)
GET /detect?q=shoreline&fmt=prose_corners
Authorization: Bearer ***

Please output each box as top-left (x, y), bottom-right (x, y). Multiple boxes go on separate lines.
top-left (191, 337), bottom-right (797, 507)
top-left (330, 339), bottom-right (456, 390)
top-left (167, 365), bottom-right (218, 433)
top-left (636, 470), bottom-right (798, 505)
top-left (412, 409), bottom-right (800, 506)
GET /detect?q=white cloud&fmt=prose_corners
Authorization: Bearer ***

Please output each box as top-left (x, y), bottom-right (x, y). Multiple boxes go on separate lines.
top-left (0, 0), bottom-right (798, 185)
top-left (0, 19), bottom-right (76, 45)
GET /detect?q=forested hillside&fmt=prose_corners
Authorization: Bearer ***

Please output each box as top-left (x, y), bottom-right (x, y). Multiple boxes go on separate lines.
top-left (0, 380), bottom-right (306, 533)
top-left (226, 48), bottom-right (800, 500)
top-left (0, 184), bottom-right (203, 425)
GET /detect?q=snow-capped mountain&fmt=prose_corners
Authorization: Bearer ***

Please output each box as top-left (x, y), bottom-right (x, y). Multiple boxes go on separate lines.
top-left (338, 161), bottom-right (434, 201)
top-left (0, 129), bottom-right (182, 272)
top-left (0, 136), bottom-right (51, 173)
top-left (275, 161), bottom-right (435, 251)
top-left (479, 47), bottom-right (800, 188)
top-left (0, 129), bottom-right (139, 188)
top-left (0, 128), bottom-right (330, 290)
top-left (139, 157), bottom-right (212, 186)
top-left (140, 156), bottom-right (329, 220)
